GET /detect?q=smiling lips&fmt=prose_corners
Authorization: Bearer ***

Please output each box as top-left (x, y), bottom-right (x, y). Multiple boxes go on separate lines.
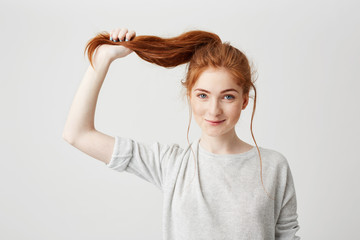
top-left (206, 119), bottom-right (225, 123)
top-left (206, 119), bottom-right (225, 125)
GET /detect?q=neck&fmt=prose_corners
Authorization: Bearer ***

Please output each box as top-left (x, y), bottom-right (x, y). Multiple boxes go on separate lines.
top-left (199, 129), bottom-right (243, 154)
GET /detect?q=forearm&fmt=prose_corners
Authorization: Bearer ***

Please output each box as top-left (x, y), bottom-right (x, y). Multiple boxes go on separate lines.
top-left (63, 56), bottom-right (112, 142)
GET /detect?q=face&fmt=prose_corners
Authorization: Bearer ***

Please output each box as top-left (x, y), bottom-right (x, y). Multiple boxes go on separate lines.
top-left (189, 67), bottom-right (249, 138)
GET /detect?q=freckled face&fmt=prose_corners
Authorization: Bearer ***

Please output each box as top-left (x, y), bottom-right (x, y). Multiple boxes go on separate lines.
top-left (189, 68), bottom-right (248, 138)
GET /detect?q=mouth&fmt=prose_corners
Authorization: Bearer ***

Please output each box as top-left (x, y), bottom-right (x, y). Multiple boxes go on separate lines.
top-left (205, 119), bottom-right (226, 123)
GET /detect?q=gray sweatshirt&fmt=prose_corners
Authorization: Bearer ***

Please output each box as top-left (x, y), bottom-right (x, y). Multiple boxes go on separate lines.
top-left (106, 136), bottom-right (300, 240)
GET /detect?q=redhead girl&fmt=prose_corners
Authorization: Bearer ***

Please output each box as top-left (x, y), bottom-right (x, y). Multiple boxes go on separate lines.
top-left (63, 28), bottom-right (300, 240)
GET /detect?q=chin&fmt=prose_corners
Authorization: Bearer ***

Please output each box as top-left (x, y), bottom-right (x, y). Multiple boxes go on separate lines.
top-left (202, 128), bottom-right (225, 137)
top-left (202, 126), bottom-right (235, 138)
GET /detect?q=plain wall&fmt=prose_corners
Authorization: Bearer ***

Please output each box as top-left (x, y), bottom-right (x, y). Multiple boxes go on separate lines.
top-left (1, 0), bottom-right (359, 239)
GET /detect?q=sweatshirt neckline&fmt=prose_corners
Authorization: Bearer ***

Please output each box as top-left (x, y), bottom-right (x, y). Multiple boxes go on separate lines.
top-left (197, 138), bottom-right (258, 159)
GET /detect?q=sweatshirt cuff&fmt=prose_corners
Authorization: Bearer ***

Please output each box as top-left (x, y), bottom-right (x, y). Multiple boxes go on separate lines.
top-left (106, 136), bottom-right (133, 171)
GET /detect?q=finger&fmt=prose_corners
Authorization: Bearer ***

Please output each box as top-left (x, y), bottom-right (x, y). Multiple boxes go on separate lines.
top-left (126, 30), bottom-right (136, 41)
top-left (117, 28), bottom-right (128, 42)
top-left (111, 28), bottom-right (121, 42)
top-left (109, 29), bottom-right (114, 41)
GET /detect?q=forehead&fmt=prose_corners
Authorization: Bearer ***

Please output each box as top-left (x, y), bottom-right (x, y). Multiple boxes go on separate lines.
top-left (193, 68), bottom-right (241, 92)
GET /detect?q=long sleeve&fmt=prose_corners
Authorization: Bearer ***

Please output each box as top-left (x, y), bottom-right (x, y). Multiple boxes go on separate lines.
top-left (106, 136), bottom-right (182, 192)
top-left (275, 162), bottom-right (301, 239)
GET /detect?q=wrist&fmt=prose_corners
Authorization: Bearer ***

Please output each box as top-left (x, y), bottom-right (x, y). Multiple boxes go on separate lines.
top-left (92, 52), bottom-right (113, 69)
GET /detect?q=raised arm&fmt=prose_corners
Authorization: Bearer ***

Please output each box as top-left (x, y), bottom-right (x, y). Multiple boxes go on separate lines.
top-left (62, 28), bottom-right (136, 164)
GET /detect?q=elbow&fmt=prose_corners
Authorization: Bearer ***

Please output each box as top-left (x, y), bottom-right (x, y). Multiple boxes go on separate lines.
top-left (62, 131), bottom-right (77, 145)
top-left (62, 128), bottom-right (96, 145)
top-left (62, 133), bottom-right (73, 145)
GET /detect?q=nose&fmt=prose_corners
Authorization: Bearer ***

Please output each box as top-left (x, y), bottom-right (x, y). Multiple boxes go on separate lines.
top-left (208, 99), bottom-right (223, 117)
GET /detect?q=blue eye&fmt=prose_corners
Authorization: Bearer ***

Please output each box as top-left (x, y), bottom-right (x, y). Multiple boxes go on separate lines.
top-left (197, 93), bottom-right (207, 99)
top-left (224, 95), bottom-right (235, 100)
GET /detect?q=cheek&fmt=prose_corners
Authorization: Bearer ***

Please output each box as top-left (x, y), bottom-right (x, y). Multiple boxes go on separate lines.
top-left (190, 100), bottom-right (204, 116)
top-left (192, 106), bottom-right (205, 119)
top-left (226, 104), bottom-right (242, 119)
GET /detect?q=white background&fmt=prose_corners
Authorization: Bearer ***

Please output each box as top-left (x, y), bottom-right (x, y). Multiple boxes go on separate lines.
top-left (1, 0), bottom-right (359, 239)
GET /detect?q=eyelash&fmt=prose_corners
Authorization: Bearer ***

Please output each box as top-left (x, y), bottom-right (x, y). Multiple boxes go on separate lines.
top-left (197, 93), bottom-right (235, 100)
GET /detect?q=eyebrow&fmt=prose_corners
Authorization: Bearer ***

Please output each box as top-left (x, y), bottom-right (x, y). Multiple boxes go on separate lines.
top-left (194, 88), bottom-right (239, 93)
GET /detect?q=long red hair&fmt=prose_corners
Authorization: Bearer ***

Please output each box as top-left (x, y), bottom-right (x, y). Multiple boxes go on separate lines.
top-left (84, 30), bottom-right (274, 200)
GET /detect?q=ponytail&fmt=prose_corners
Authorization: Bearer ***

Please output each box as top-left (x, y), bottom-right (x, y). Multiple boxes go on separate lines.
top-left (84, 30), bottom-right (221, 69)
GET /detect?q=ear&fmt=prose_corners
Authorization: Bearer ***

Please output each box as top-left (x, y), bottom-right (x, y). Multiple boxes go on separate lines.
top-left (242, 93), bottom-right (249, 110)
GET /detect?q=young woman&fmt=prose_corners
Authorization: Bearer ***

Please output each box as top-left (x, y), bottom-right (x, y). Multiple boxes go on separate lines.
top-left (63, 28), bottom-right (300, 240)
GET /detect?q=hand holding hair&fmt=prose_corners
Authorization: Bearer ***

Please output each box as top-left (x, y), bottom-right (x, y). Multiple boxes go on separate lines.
top-left (85, 28), bottom-right (136, 67)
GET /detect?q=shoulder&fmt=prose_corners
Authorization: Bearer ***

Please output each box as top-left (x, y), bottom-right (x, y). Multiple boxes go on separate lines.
top-left (258, 146), bottom-right (291, 171)
top-left (258, 147), bottom-right (296, 190)
top-left (145, 139), bottom-right (184, 157)
top-left (115, 136), bottom-right (185, 158)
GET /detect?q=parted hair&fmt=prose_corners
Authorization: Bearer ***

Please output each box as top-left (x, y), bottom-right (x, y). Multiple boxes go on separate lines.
top-left (84, 30), bottom-right (274, 200)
